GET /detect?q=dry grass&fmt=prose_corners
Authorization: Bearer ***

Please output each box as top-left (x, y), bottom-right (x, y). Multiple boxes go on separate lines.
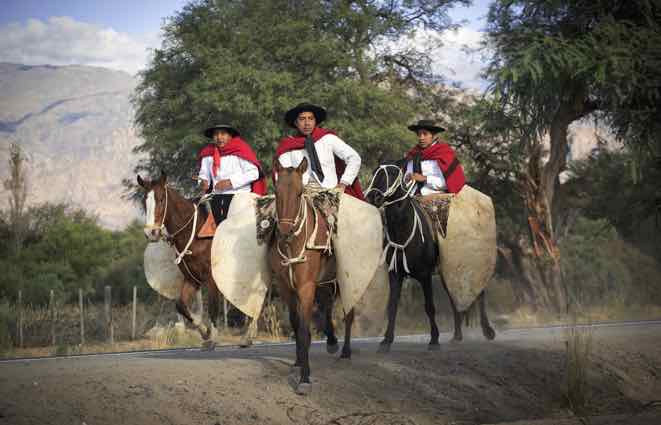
top-left (0, 295), bottom-right (292, 360)
top-left (565, 313), bottom-right (593, 416)
top-left (261, 300), bottom-right (284, 339)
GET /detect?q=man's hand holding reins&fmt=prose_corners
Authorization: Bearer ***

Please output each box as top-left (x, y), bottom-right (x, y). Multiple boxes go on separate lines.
top-left (215, 179), bottom-right (233, 191)
top-left (407, 173), bottom-right (427, 183)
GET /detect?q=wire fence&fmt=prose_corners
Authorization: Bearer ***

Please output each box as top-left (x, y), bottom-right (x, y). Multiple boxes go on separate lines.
top-left (0, 286), bottom-right (253, 354)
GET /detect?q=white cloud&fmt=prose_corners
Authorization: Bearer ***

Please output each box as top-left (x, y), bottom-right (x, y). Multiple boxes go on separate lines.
top-left (434, 27), bottom-right (489, 90)
top-left (379, 26), bottom-right (489, 91)
top-left (0, 17), bottom-right (159, 75)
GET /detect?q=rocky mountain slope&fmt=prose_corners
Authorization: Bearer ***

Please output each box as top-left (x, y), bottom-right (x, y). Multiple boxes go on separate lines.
top-left (0, 63), bottom-right (143, 229)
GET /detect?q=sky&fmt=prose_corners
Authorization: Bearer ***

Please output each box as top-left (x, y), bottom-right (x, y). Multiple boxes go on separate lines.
top-left (0, 0), bottom-right (491, 89)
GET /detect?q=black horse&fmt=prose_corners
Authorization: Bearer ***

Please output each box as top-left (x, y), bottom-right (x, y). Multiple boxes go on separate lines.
top-left (365, 160), bottom-right (495, 352)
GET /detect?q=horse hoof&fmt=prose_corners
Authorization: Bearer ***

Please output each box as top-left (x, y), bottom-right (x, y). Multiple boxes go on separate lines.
top-left (451, 334), bottom-right (463, 343)
top-left (201, 326), bottom-right (212, 341)
top-left (201, 340), bottom-right (217, 351)
top-left (377, 343), bottom-right (391, 354)
top-left (428, 343), bottom-right (441, 351)
top-left (340, 349), bottom-right (351, 359)
top-left (295, 382), bottom-right (312, 396)
top-left (483, 326), bottom-right (496, 341)
top-left (238, 337), bottom-right (253, 348)
top-left (326, 342), bottom-right (339, 354)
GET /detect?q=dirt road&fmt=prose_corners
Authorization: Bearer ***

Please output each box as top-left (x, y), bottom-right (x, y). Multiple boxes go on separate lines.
top-left (1, 322), bottom-right (660, 425)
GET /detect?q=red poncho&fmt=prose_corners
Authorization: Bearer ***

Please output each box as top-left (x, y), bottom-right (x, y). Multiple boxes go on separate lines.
top-left (274, 127), bottom-right (364, 200)
top-left (406, 141), bottom-right (465, 194)
top-left (198, 137), bottom-right (267, 195)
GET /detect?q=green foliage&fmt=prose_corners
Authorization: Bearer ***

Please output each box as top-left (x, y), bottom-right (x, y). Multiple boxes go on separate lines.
top-left (131, 0), bottom-right (468, 197)
top-left (567, 146), bottom-right (661, 258)
top-left (443, 95), bottom-right (531, 237)
top-left (561, 217), bottom-right (661, 307)
top-left (0, 302), bottom-right (14, 352)
top-left (486, 0), bottom-right (661, 141)
top-left (0, 205), bottom-right (149, 306)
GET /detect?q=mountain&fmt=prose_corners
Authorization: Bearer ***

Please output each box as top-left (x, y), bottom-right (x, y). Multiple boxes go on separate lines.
top-left (0, 63), bottom-right (143, 229)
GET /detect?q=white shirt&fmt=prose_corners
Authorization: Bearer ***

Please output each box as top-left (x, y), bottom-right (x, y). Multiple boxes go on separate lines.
top-left (198, 155), bottom-right (259, 194)
top-left (276, 133), bottom-right (361, 189)
top-left (404, 157), bottom-right (447, 195)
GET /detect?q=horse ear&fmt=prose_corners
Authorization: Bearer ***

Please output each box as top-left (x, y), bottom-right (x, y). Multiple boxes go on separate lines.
top-left (137, 174), bottom-right (146, 188)
top-left (297, 157), bottom-right (308, 174)
top-left (159, 170), bottom-right (167, 184)
top-left (274, 159), bottom-right (283, 173)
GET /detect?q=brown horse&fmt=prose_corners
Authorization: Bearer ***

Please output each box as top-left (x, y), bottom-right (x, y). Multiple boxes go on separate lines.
top-left (270, 158), bottom-right (354, 395)
top-left (138, 172), bottom-right (220, 343)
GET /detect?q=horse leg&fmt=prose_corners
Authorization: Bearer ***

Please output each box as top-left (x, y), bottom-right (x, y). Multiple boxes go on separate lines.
top-left (420, 274), bottom-right (440, 350)
top-left (293, 279), bottom-right (316, 395)
top-left (207, 279), bottom-right (220, 329)
top-left (316, 286), bottom-right (338, 354)
top-left (282, 288), bottom-right (302, 367)
top-left (479, 290), bottom-right (496, 340)
top-left (175, 281), bottom-right (211, 340)
top-left (239, 316), bottom-right (258, 348)
top-left (440, 275), bottom-right (463, 342)
top-left (340, 308), bottom-right (354, 359)
top-left (378, 270), bottom-right (404, 353)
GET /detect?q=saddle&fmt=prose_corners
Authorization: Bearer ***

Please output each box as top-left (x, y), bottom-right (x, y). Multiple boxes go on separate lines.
top-left (255, 188), bottom-right (340, 252)
top-left (413, 193), bottom-right (454, 240)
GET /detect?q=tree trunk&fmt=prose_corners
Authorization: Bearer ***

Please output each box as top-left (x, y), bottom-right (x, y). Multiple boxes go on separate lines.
top-left (509, 98), bottom-right (597, 313)
top-left (518, 143), bottom-right (566, 312)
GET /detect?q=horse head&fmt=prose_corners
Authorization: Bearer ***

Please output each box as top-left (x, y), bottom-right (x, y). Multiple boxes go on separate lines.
top-left (137, 171), bottom-right (168, 242)
top-left (273, 157), bottom-right (308, 239)
top-left (365, 159), bottom-right (408, 208)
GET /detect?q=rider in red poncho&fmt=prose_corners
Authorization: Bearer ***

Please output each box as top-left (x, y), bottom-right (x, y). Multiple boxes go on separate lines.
top-left (196, 124), bottom-right (266, 236)
top-left (404, 119), bottom-right (465, 194)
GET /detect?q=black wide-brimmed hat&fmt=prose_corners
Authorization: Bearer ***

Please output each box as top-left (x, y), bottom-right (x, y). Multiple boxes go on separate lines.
top-left (284, 102), bottom-right (327, 128)
top-left (407, 119), bottom-right (446, 134)
top-left (203, 124), bottom-right (240, 139)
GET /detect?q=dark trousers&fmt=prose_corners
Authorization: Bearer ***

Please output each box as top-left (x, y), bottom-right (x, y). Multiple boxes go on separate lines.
top-left (209, 194), bottom-right (234, 224)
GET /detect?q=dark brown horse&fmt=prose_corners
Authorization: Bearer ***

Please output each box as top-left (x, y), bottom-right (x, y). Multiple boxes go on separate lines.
top-left (138, 172), bottom-right (220, 343)
top-left (270, 158), bottom-right (353, 395)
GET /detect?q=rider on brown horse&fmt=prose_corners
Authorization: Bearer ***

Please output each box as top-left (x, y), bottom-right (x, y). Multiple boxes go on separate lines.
top-left (274, 103), bottom-right (364, 199)
top-left (197, 123), bottom-right (266, 236)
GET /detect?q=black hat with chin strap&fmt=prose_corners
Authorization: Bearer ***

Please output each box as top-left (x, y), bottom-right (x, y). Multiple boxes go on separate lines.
top-left (203, 124), bottom-right (240, 139)
top-left (284, 103), bottom-right (327, 128)
top-left (407, 119), bottom-right (446, 134)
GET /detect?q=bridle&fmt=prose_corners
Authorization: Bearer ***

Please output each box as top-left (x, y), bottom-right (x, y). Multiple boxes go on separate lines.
top-left (275, 190), bottom-right (311, 289)
top-left (364, 164), bottom-right (417, 207)
top-left (365, 164), bottom-right (425, 274)
top-left (143, 185), bottom-right (206, 285)
top-left (276, 191), bottom-right (307, 242)
top-left (143, 184), bottom-right (169, 235)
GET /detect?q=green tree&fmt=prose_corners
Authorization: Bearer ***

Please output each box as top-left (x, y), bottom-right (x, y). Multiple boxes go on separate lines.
top-left (0, 204), bottom-right (149, 305)
top-left (482, 0), bottom-right (661, 311)
top-left (3, 143), bottom-right (29, 255)
top-left (130, 0), bottom-right (469, 197)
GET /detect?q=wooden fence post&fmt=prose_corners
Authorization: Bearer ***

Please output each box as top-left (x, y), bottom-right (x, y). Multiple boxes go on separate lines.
top-left (79, 289), bottom-right (85, 346)
top-left (17, 290), bottom-right (23, 348)
top-left (104, 286), bottom-right (113, 344)
top-left (131, 286), bottom-right (137, 340)
top-left (49, 290), bottom-right (56, 346)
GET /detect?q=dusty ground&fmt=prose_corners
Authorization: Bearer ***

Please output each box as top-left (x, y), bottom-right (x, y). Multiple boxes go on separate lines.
top-left (0, 323), bottom-right (660, 425)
